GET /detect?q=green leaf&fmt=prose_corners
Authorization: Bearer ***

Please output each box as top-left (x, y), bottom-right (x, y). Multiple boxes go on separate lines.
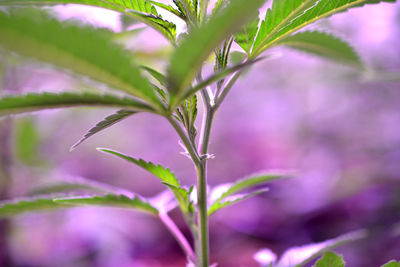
top-left (167, 0), bottom-right (266, 107)
top-left (0, 92), bottom-right (153, 116)
top-left (71, 109), bottom-right (136, 151)
top-left (234, 16), bottom-right (260, 54)
top-left (277, 31), bottom-right (362, 68)
top-left (381, 261), bottom-right (400, 267)
top-left (0, 194), bottom-right (158, 217)
top-left (140, 66), bottom-right (167, 87)
top-left (0, 9), bottom-right (162, 108)
top-left (145, 0), bottom-right (187, 21)
top-left (54, 194), bottom-right (158, 215)
top-left (14, 117), bottom-right (42, 165)
top-left (97, 148), bottom-right (192, 213)
top-left (208, 188), bottom-right (268, 215)
top-left (0, 0), bottom-right (177, 42)
top-left (253, 0), bottom-right (396, 56)
top-left (208, 172), bottom-right (290, 215)
top-left (313, 252), bottom-right (345, 267)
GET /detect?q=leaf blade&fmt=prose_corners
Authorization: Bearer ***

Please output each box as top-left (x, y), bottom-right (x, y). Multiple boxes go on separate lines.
top-left (312, 252), bottom-right (345, 267)
top-left (0, 9), bottom-right (162, 108)
top-left (277, 31), bottom-right (363, 68)
top-left (167, 0), bottom-right (266, 107)
top-left (0, 92), bottom-right (153, 117)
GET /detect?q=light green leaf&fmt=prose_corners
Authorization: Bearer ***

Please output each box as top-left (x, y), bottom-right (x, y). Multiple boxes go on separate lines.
top-left (140, 66), bottom-right (167, 87)
top-left (312, 252), bottom-right (345, 267)
top-left (277, 31), bottom-right (362, 68)
top-left (234, 16), bottom-right (260, 54)
top-left (0, 92), bottom-right (153, 116)
top-left (97, 148), bottom-right (192, 213)
top-left (0, 9), bottom-right (162, 108)
top-left (71, 109), bottom-right (136, 151)
top-left (0, 0), bottom-right (177, 42)
top-left (253, 0), bottom-right (396, 56)
top-left (167, 0), bottom-right (266, 107)
top-left (0, 194), bottom-right (158, 217)
top-left (381, 261), bottom-right (400, 267)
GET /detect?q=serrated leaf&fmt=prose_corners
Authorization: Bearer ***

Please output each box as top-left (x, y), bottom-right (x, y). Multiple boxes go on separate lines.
top-left (0, 92), bottom-right (153, 117)
top-left (208, 188), bottom-right (268, 215)
top-left (312, 252), bottom-right (345, 267)
top-left (71, 109), bottom-right (136, 150)
top-left (0, 9), bottom-right (162, 108)
top-left (277, 31), bottom-right (362, 68)
top-left (167, 0), bottom-right (267, 107)
top-left (381, 261), bottom-right (400, 267)
top-left (0, 194), bottom-right (158, 217)
top-left (140, 66), bottom-right (167, 87)
top-left (208, 172), bottom-right (290, 215)
top-left (97, 148), bottom-right (192, 213)
top-left (234, 16), bottom-right (260, 54)
top-left (0, 0), bottom-right (177, 42)
top-left (145, 0), bottom-right (187, 21)
top-left (253, 0), bottom-right (396, 56)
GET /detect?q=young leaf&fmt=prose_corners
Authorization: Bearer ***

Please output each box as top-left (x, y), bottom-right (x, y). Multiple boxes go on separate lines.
top-left (0, 92), bottom-right (153, 117)
top-left (312, 252), bottom-right (345, 267)
top-left (0, 194), bottom-right (158, 217)
top-left (208, 172), bottom-right (290, 215)
top-left (0, 9), bottom-right (162, 108)
top-left (234, 16), bottom-right (260, 54)
top-left (253, 0), bottom-right (396, 56)
top-left (208, 188), bottom-right (268, 215)
top-left (97, 148), bottom-right (192, 213)
top-left (167, 0), bottom-right (267, 107)
top-left (381, 261), bottom-right (400, 267)
top-left (276, 31), bottom-right (362, 68)
top-left (0, 0), bottom-right (177, 42)
top-left (71, 109), bottom-right (136, 151)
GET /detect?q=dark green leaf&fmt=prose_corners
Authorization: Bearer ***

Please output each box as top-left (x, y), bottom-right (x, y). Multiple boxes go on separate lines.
top-left (97, 148), bottom-right (192, 213)
top-left (167, 0), bottom-right (266, 107)
top-left (0, 92), bottom-right (153, 116)
top-left (313, 252), bottom-right (345, 267)
top-left (277, 31), bottom-right (362, 68)
top-left (0, 9), bottom-right (162, 108)
top-left (71, 109), bottom-right (136, 151)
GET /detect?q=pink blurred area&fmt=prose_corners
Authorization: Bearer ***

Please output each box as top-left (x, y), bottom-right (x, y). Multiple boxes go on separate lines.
top-left (0, 1), bottom-right (400, 266)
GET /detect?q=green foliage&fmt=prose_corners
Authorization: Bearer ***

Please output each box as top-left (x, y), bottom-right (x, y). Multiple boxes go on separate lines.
top-left (276, 31), bottom-right (362, 68)
top-left (0, 194), bottom-right (158, 217)
top-left (313, 252), bottom-right (345, 267)
top-left (0, 0), bottom-right (177, 42)
top-left (167, 0), bottom-right (266, 107)
top-left (234, 16), bottom-right (260, 54)
top-left (0, 92), bottom-right (153, 116)
top-left (252, 0), bottom-right (395, 56)
top-left (175, 94), bottom-right (198, 141)
top-left (97, 148), bottom-right (192, 213)
top-left (71, 109), bottom-right (136, 150)
top-left (208, 173), bottom-right (289, 215)
top-left (14, 117), bottom-right (42, 165)
top-left (0, 9), bottom-right (162, 108)
top-left (381, 261), bottom-right (400, 267)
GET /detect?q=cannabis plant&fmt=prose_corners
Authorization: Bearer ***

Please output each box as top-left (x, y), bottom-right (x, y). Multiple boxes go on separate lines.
top-left (0, 0), bottom-right (397, 266)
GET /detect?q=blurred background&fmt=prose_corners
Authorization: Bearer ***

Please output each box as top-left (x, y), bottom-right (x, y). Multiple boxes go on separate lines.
top-left (0, 1), bottom-right (400, 266)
